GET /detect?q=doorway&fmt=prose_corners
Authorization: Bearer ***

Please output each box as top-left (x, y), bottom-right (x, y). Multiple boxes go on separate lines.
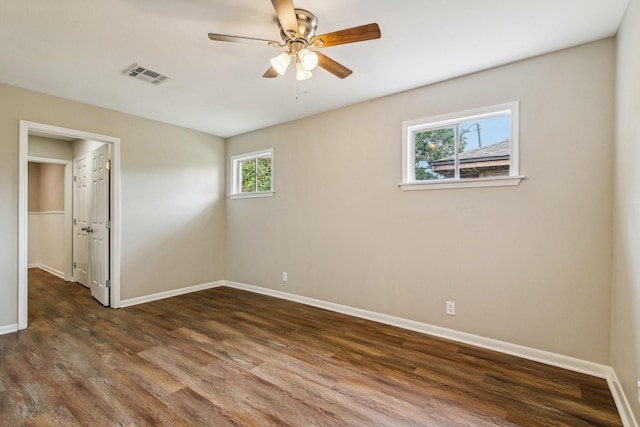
top-left (18, 120), bottom-right (122, 330)
top-left (27, 158), bottom-right (72, 280)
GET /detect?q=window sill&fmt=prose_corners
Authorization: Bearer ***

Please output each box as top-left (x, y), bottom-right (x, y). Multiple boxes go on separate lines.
top-left (399, 176), bottom-right (524, 191)
top-left (229, 191), bottom-right (275, 200)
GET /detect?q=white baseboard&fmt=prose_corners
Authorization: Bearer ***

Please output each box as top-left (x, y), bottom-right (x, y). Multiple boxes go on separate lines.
top-left (119, 281), bottom-right (224, 308)
top-left (608, 369), bottom-right (639, 427)
top-left (29, 264), bottom-right (65, 279)
top-left (223, 280), bottom-right (637, 427)
top-left (223, 281), bottom-right (609, 377)
top-left (0, 323), bottom-right (18, 336)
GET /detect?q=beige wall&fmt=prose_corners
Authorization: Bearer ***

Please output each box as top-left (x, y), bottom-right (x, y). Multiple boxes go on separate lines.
top-left (73, 139), bottom-right (104, 158)
top-left (226, 39), bottom-right (615, 364)
top-left (612, 0), bottom-right (640, 419)
top-left (28, 163), bottom-right (41, 212)
top-left (29, 135), bottom-right (73, 160)
top-left (0, 82), bottom-right (226, 326)
top-left (28, 135), bottom-right (71, 214)
top-left (37, 163), bottom-right (65, 212)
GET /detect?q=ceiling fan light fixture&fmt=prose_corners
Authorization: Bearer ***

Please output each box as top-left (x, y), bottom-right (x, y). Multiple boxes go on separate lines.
top-left (298, 49), bottom-right (318, 71)
top-left (270, 52), bottom-right (291, 75)
top-left (296, 61), bottom-right (312, 80)
top-left (207, 2), bottom-right (382, 81)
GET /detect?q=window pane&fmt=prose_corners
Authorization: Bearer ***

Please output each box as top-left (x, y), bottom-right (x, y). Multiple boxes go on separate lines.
top-left (230, 149), bottom-right (275, 197)
top-left (257, 156), bottom-right (272, 192)
top-left (240, 160), bottom-right (256, 193)
top-left (457, 115), bottom-right (511, 179)
top-left (414, 126), bottom-right (456, 180)
top-left (402, 102), bottom-right (519, 189)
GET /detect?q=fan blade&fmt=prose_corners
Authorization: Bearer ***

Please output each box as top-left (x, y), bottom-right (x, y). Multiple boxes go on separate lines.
top-left (316, 52), bottom-right (353, 79)
top-left (208, 33), bottom-right (276, 45)
top-left (311, 23), bottom-right (381, 48)
top-left (271, 0), bottom-right (298, 35)
top-left (263, 66), bottom-right (279, 78)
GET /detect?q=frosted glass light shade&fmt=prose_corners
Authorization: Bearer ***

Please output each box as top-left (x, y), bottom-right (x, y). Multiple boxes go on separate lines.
top-left (296, 62), bottom-right (312, 80)
top-left (298, 49), bottom-right (318, 71)
top-left (270, 52), bottom-right (291, 75)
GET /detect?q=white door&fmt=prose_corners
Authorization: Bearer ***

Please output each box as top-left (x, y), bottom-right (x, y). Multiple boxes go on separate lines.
top-left (90, 144), bottom-right (110, 306)
top-left (72, 155), bottom-right (90, 287)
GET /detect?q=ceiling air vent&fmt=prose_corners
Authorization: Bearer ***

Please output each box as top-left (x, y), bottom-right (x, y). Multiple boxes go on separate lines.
top-left (124, 64), bottom-right (169, 85)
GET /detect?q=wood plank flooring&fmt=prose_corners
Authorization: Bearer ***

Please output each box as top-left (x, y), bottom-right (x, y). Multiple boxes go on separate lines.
top-left (0, 268), bottom-right (622, 426)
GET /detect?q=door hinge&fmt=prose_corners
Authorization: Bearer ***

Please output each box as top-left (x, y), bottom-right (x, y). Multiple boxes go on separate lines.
top-left (106, 160), bottom-right (111, 170)
top-left (106, 220), bottom-right (111, 229)
top-left (73, 262), bottom-right (77, 269)
top-left (73, 175), bottom-right (77, 182)
top-left (74, 218), bottom-right (77, 225)
top-left (105, 279), bottom-right (111, 288)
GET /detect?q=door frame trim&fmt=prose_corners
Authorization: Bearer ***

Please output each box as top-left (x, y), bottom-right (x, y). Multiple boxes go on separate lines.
top-left (18, 120), bottom-right (122, 329)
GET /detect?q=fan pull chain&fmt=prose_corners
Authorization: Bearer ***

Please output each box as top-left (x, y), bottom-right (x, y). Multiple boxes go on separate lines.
top-left (295, 81), bottom-right (309, 100)
top-left (296, 89), bottom-right (309, 100)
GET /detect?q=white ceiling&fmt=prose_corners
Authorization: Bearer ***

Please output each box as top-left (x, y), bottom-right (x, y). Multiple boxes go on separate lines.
top-left (0, 0), bottom-right (629, 138)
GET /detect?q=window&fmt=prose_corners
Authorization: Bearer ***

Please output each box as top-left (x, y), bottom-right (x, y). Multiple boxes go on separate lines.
top-left (230, 148), bottom-right (274, 199)
top-left (401, 102), bottom-right (523, 190)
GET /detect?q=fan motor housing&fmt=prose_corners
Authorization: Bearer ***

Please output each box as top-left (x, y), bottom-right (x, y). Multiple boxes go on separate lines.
top-left (279, 9), bottom-right (318, 43)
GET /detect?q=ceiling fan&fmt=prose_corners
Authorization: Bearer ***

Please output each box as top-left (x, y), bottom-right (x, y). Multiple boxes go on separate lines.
top-left (207, 0), bottom-right (381, 80)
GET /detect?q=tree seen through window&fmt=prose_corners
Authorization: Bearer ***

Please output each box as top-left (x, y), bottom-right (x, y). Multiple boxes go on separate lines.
top-left (241, 156), bottom-right (272, 193)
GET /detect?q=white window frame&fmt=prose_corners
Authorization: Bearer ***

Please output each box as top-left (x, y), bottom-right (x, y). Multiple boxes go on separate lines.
top-left (400, 101), bottom-right (524, 191)
top-left (230, 148), bottom-right (275, 199)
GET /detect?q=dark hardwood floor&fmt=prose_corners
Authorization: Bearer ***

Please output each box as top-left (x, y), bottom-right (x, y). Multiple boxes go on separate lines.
top-left (0, 268), bottom-right (622, 426)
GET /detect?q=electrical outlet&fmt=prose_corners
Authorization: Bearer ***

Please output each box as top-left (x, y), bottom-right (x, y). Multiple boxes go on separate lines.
top-left (446, 301), bottom-right (456, 316)
top-left (282, 272), bottom-right (288, 282)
